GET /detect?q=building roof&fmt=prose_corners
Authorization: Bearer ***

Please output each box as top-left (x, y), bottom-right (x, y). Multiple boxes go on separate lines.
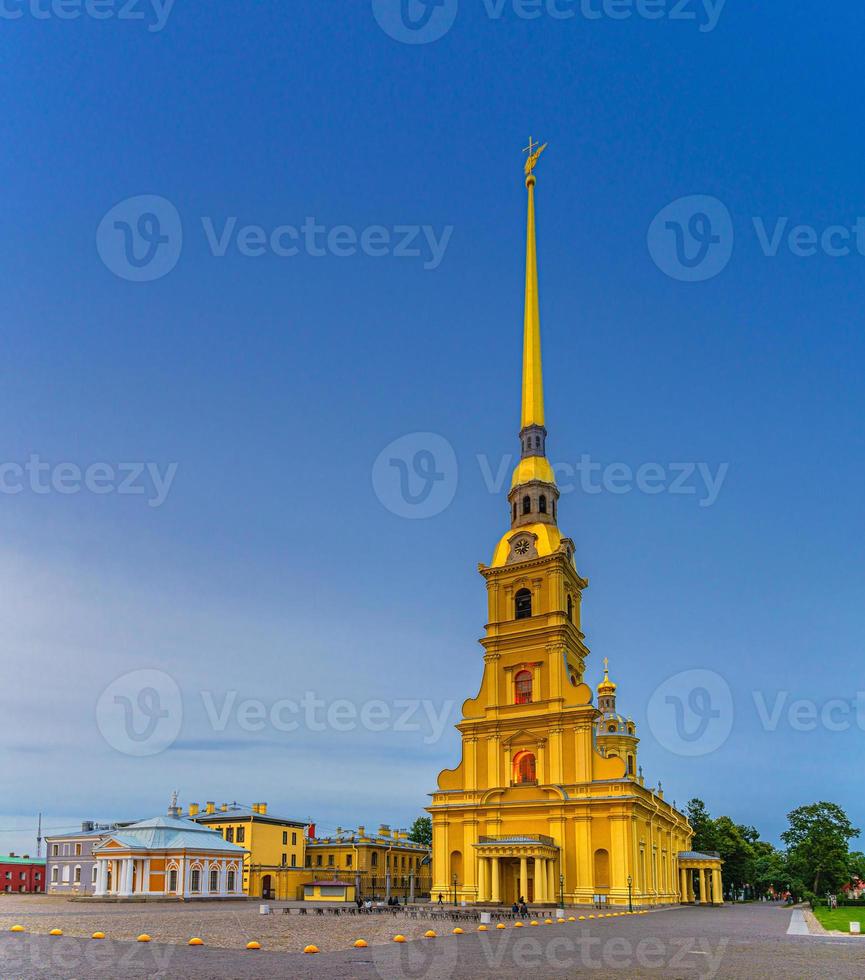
top-left (308, 835), bottom-right (428, 850)
top-left (0, 855), bottom-right (45, 866)
top-left (190, 805), bottom-right (306, 828)
top-left (678, 850), bottom-right (722, 861)
top-left (307, 879), bottom-right (354, 887)
top-left (94, 816), bottom-right (247, 855)
top-left (45, 823), bottom-right (136, 842)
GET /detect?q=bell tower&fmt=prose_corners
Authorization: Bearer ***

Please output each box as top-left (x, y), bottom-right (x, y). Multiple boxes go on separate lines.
top-left (428, 142), bottom-right (694, 910)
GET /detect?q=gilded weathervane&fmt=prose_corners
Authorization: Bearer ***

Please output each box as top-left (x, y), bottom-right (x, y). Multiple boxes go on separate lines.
top-left (523, 136), bottom-right (549, 176)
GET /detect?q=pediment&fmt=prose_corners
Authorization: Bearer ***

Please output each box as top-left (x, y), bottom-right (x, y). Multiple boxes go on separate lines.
top-left (502, 728), bottom-right (545, 747)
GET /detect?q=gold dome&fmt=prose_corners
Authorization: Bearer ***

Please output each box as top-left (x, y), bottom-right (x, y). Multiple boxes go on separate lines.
top-left (597, 662), bottom-right (617, 696)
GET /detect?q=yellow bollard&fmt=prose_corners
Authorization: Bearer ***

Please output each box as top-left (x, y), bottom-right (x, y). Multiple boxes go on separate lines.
top-left (578, 915), bottom-right (586, 920)
top-left (188, 938), bottom-right (204, 946)
top-left (424, 930), bottom-right (437, 938)
top-left (557, 918), bottom-right (566, 924)
top-left (137, 934), bottom-right (151, 943)
top-left (568, 916), bottom-right (577, 921)
top-left (544, 918), bottom-right (554, 924)
top-left (477, 925), bottom-right (487, 931)
top-left (530, 920), bottom-right (539, 926)
top-left (496, 922), bottom-right (506, 929)
top-left (49, 929), bottom-right (63, 937)
top-left (91, 932), bottom-right (105, 940)
top-left (303, 944), bottom-right (319, 954)
top-left (393, 935), bottom-right (406, 943)
top-left (246, 941), bottom-right (262, 950)
top-left (514, 921), bottom-right (524, 927)
top-left (353, 939), bottom-right (367, 948)
top-left (453, 927), bottom-right (464, 935)
top-left (10, 925), bottom-right (25, 933)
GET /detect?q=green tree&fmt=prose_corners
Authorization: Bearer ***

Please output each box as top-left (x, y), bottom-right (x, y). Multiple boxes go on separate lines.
top-left (408, 816), bottom-right (432, 848)
top-left (686, 799), bottom-right (718, 853)
top-left (713, 816), bottom-right (755, 897)
top-left (750, 845), bottom-right (787, 897)
top-left (781, 802), bottom-right (860, 895)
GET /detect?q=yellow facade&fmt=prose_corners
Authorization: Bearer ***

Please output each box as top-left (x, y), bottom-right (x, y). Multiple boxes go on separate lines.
top-left (185, 801), bottom-right (306, 899)
top-left (305, 825), bottom-right (431, 901)
top-left (428, 147), bottom-right (720, 908)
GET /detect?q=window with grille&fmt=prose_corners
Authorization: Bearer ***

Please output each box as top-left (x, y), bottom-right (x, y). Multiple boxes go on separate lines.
top-left (515, 670), bottom-right (533, 704)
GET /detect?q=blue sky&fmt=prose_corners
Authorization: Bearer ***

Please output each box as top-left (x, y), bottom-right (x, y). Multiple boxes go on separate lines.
top-left (1, 1), bottom-right (864, 854)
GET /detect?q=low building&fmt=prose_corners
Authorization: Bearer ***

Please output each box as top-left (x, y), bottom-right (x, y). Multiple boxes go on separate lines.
top-left (0, 854), bottom-right (45, 894)
top-left (91, 815), bottom-right (247, 900)
top-left (305, 825), bottom-right (431, 902)
top-left (185, 801), bottom-right (307, 899)
top-left (303, 879), bottom-right (356, 903)
top-left (46, 822), bottom-right (134, 896)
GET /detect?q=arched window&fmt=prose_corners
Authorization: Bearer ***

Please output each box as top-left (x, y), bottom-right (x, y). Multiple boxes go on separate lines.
top-left (593, 849), bottom-right (610, 888)
top-left (553, 500), bottom-right (557, 520)
top-left (539, 494), bottom-right (547, 514)
top-left (515, 589), bottom-right (532, 620)
top-left (514, 669), bottom-right (533, 704)
top-left (522, 495), bottom-right (531, 515)
top-left (513, 502), bottom-right (517, 522)
top-left (210, 868), bottom-right (219, 892)
top-left (227, 870), bottom-right (236, 892)
top-left (567, 595), bottom-right (573, 622)
top-left (513, 751), bottom-right (536, 784)
top-left (371, 853), bottom-right (378, 868)
top-left (627, 755), bottom-right (635, 776)
top-left (535, 436), bottom-right (540, 448)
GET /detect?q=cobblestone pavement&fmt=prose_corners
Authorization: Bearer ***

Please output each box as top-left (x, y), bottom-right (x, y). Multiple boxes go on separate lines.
top-left (1, 902), bottom-right (863, 979)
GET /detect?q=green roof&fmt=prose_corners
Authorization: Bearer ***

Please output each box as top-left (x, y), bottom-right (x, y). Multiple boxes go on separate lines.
top-left (2, 856), bottom-right (45, 866)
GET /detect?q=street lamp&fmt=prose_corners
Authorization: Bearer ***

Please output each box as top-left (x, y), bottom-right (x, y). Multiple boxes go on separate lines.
top-left (627, 874), bottom-right (633, 913)
top-left (559, 873), bottom-right (565, 909)
top-left (452, 873), bottom-right (458, 907)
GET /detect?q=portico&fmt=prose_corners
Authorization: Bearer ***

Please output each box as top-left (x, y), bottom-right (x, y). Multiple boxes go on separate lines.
top-left (678, 851), bottom-right (724, 906)
top-left (475, 835), bottom-right (560, 905)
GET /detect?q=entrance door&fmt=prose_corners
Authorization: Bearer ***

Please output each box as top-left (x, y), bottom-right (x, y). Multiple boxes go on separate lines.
top-left (262, 874), bottom-right (273, 899)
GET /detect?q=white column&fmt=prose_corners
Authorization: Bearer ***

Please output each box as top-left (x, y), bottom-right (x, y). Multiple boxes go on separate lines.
top-left (142, 859), bottom-right (150, 895)
top-left (95, 859), bottom-right (108, 896)
top-left (118, 858), bottom-right (131, 896)
top-left (202, 860), bottom-right (210, 896)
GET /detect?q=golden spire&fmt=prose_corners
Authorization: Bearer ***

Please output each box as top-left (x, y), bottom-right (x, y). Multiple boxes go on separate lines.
top-left (521, 137), bottom-right (547, 430)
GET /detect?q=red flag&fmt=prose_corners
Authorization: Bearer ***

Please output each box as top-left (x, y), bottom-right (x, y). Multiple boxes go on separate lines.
top-left (307, 823), bottom-right (316, 839)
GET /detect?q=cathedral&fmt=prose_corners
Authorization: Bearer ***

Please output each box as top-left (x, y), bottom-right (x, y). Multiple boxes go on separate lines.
top-left (428, 145), bottom-right (723, 909)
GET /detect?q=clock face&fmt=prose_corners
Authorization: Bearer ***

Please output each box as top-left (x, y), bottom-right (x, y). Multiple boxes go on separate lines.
top-left (514, 539), bottom-right (530, 556)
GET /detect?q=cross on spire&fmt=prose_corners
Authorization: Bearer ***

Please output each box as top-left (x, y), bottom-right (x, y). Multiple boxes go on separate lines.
top-left (603, 657), bottom-right (609, 673)
top-left (523, 136), bottom-right (540, 157)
